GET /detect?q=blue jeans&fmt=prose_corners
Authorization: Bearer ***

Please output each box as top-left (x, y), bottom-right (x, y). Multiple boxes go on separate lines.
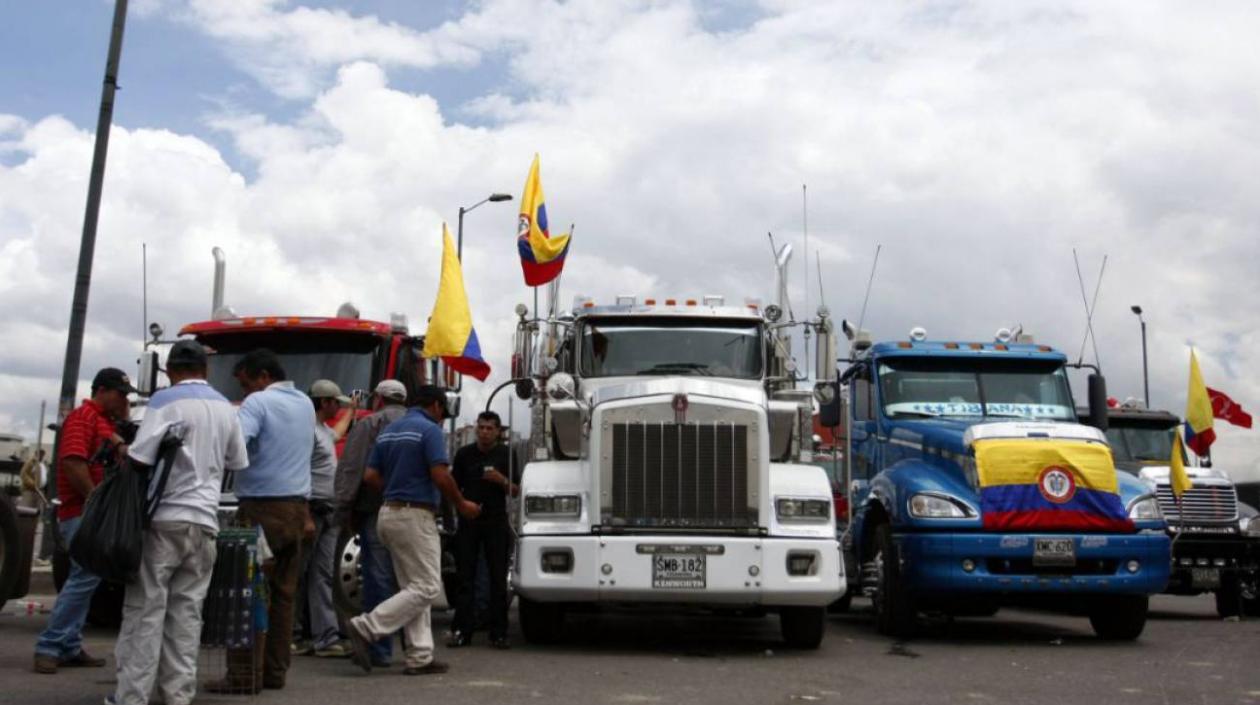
top-left (35, 517), bottom-right (102, 659)
top-left (358, 514), bottom-right (397, 663)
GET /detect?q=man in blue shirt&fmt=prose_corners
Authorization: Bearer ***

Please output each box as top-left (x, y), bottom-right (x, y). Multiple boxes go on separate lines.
top-left (207, 349), bottom-right (314, 694)
top-left (345, 385), bottom-right (479, 676)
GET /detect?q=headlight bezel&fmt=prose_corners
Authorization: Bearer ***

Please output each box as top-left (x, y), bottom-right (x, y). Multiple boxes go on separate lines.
top-left (1242, 515), bottom-right (1260, 538)
top-left (1126, 494), bottom-right (1163, 522)
top-left (907, 492), bottom-right (976, 519)
top-left (524, 493), bottom-right (582, 518)
top-left (775, 496), bottom-right (831, 522)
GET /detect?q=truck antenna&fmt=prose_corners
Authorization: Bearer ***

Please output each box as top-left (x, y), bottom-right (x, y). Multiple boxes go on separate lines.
top-left (141, 242), bottom-right (147, 350)
top-left (855, 244), bottom-right (882, 339)
top-left (802, 184), bottom-right (810, 376)
top-left (816, 250), bottom-right (826, 307)
top-left (1072, 249), bottom-right (1107, 369)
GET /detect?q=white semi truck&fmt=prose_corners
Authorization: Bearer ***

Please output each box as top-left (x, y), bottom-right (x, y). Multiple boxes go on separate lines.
top-left (509, 263), bottom-right (844, 648)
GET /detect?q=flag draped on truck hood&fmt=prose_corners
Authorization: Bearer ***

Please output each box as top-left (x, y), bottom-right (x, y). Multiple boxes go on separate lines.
top-left (974, 438), bottom-right (1133, 532)
top-left (422, 224), bottom-right (491, 381)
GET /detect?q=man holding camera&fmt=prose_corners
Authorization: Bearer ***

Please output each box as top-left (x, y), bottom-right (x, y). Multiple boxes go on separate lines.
top-left (345, 385), bottom-right (480, 676)
top-left (34, 367), bottom-right (135, 674)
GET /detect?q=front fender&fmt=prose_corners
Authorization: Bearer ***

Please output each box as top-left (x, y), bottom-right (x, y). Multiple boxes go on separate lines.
top-left (768, 462), bottom-right (836, 539)
top-left (518, 460), bottom-right (591, 535)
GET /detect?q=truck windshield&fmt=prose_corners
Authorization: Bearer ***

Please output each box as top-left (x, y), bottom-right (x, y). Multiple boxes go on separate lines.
top-left (580, 317), bottom-right (762, 379)
top-left (200, 331), bottom-right (381, 402)
top-left (1106, 424), bottom-right (1187, 465)
top-left (878, 357), bottom-right (1074, 421)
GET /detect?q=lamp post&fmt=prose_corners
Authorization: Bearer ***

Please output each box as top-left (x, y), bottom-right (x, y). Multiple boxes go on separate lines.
top-left (1131, 305), bottom-right (1149, 407)
top-left (457, 193), bottom-right (513, 261)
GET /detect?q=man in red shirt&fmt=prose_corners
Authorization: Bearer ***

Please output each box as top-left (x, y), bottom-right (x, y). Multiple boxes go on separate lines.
top-left (34, 367), bottom-right (134, 674)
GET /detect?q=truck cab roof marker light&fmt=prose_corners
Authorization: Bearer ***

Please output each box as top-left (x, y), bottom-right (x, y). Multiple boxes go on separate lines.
top-left (665, 298), bottom-right (677, 306)
top-left (686, 299), bottom-right (697, 306)
top-left (968, 343), bottom-right (983, 350)
top-left (644, 298), bottom-right (656, 306)
top-left (944, 343), bottom-right (959, 349)
top-left (897, 342), bottom-right (912, 349)
top-left (615, 295), bottom-right (636, 306)
top-left (994, 344), bottom-right (1008, 351)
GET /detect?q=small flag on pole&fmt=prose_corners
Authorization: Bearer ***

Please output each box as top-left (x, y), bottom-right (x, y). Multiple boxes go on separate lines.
top-left (1168, 429), bottom-right (1192, 501)
top-left (422, 224), bottom-right (491, 381)
top-left (516, 154), bottom-right (570, 286)
top-left (1183, 350), bottom-right (1216, 457)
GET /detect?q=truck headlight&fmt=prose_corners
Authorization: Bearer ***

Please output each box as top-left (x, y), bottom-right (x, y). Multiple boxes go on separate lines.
top-left (1242, 516), bottom-right (1260, 538)
top-left (525, 494), bottom-right (581, 518)
top-left (908, 493), bottom-right (974, 519)
top-left (1126, 495), bottom-right (1163, 521)
top-left (775, 497), bottom-right (831, 522)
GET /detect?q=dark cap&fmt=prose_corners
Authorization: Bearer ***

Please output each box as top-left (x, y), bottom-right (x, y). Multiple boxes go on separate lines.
top-left (92, 367), bottom-right (138, 395)
top-left (167, 340), bottom-right (208, 368)
top-left (413, 384), bottom-right (448, 410)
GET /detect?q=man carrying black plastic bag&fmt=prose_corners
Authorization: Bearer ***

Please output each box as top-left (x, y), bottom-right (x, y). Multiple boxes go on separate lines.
top-left (107, 341), bottom-right (248, 705)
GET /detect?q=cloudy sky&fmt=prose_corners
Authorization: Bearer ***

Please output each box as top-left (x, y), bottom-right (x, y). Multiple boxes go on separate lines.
top-left (1, 1), bottom-right (1257, 480)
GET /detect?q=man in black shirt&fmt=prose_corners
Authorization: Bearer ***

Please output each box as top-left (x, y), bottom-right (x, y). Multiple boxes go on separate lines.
top-left (447, 411), bottom-right (517, 649)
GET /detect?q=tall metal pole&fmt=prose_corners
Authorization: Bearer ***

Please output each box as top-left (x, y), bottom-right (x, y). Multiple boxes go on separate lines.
top-left (1140, 318), bottom-right (1149, 407)
top-left (56, 0), bottom-right (129, 425)
top-left (457, 205), bottom-right (466, 261)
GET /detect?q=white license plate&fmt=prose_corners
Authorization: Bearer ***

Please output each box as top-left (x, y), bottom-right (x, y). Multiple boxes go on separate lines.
top-left (652, 554), bottom-right (706, 589)
top-left (1033, 538), bottom-right (1076, 567)
top-left (1191, 567), bottom-right (1220, 589)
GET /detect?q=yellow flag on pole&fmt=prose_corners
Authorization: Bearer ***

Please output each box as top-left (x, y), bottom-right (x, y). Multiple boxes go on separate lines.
top-left (1169, 429), bottom-right (1192, 501)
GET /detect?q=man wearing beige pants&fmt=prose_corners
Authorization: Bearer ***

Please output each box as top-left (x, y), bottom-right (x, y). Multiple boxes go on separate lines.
top-left (345, 386), bottom-right (479, 676)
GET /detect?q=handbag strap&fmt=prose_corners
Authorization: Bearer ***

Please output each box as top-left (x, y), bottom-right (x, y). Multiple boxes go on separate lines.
top-left (142, 428), bottom-right (184, 528)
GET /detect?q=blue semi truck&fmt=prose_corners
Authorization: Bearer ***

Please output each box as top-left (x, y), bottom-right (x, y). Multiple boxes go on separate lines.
top-left (838, 333), bottom-right (1171, 639)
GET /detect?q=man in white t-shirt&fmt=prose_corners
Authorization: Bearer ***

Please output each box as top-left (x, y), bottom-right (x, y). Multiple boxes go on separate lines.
top-left (108, 340), bottom-right (248, 705)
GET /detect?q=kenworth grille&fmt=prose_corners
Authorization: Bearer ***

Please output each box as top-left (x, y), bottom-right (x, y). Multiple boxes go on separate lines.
top-left (608, 422), bottom-right (755, 529)
top-left (1156, 485), bottom-right (1239, 524)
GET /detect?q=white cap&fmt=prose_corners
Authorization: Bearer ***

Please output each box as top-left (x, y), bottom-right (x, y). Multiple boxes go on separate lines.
top-left (374, 379), bottom-right (407, 403)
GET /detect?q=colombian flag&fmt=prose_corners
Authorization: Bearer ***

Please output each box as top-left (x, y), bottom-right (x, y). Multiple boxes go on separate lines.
top-left (974, 439), bottom-right (1133, 532)
top-left (1169, 430), bottom-right (1192, 501)
top-left (422, 224), bottom-right (491, 381)
top-left (1184, 350), bottom-right (1215, 456)
top-left (516, 154), bottom-right (570, 286)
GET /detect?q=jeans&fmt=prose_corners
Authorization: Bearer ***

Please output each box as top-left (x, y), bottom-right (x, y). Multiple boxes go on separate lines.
top-left (306, 509), bottom-right (340, 650)
top-left (113, 522), bottom-right (217, 705)
top-left (358, 513), bottom-right (397, 663)
top-left (35, 516), bottom-right (101, 659)
top-left (353, 506), bottom-right (441, 669)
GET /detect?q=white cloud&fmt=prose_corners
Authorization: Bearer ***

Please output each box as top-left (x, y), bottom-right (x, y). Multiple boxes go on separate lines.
top-left (3, 0), bottom-right (1259, 478)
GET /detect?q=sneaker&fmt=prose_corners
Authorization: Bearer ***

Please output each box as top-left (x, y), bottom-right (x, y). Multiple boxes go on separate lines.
top-left (60, 649), bottom-right (106, 668)
top-left (345, 617), bottom-right (373, 673)
top-left (291, 639), bottom-right (315, 655)
top-left (314, 640), bottom-right (352, 658)
top-left (445, 630), bottom-right (472, 648)
top-left (402, 660), bottom-right (450, 676)
top-left (33, 653), bottom-right (58, 674)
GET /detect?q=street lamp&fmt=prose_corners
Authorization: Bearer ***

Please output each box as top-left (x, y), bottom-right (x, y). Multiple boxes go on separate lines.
top-left (1130, 305), bottom-right (1149, 407)
top-left (457, 193), bottom-right (513, 261)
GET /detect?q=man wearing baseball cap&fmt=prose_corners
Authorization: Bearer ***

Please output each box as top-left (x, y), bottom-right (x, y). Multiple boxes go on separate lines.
top-left (332, 378), bottom-right (408, 666)
top-left (299, 379), bottom-right (355, 657)
top-left (34, 367), bottom-right (135, 673)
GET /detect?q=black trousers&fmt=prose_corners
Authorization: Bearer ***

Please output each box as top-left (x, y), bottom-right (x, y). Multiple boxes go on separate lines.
top-left (453, 515), bottom-right (510, 639)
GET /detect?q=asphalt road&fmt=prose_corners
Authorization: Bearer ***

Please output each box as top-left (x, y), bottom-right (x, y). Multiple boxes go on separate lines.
top-left (1, 593), bottom-right (1257, 705)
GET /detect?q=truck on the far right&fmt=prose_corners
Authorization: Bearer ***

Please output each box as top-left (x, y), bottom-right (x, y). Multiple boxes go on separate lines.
top-left (1103, 403), bottom-right (1259, 617)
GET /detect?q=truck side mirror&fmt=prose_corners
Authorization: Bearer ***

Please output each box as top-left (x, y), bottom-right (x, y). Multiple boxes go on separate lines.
top-left (137, 350), bottom-right (159, 395)
top-left (443, 391), bottom-right (461, 420)
top-left (817, 381), bottom-right (843, 428)
top-left (512, 321), bottom-right (534, 380)
top-left (1087, 374), bottom-right (1109, 432)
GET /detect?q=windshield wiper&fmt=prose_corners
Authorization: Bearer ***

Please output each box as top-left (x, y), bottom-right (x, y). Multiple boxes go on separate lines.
top-left (637, 363), bottom-right (713, 376)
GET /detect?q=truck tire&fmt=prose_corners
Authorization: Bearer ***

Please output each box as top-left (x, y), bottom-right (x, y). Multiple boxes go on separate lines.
top-left (1214, 577), bottom-right (1241, 619)
top-left (0, 495), bottom-right (20, 611)
top-left (1088, 595), bottom-right (1148, 640)
top-left (518, 596), bottom-right (564, 644)
top-left (827, 591), bottom-right (853, 614)
top-left (872, 523), bottom-right (916, 637)
top-left (332, 528), bottom-right (363, 617)
top-left (780, 606), bottom-right (826, 649)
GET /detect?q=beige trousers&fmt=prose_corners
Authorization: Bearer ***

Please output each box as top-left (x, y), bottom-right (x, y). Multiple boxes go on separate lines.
top-left (352, 506), bottom-right (441, 668)
top-left (113, 521), bottom-right (217, 705)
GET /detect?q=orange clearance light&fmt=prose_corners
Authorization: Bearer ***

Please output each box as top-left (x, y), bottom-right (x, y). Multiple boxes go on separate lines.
top-left (264, 317), bottom-right (279, 325)
top-left (1039, 345), bottom-right (1052, 352)
top-left (243, 317), bottom-right (256, 326)
top-left (994, 344), bottom-right (1008, 351)
top-left (897, 341), bottom-right (912, 349)
top-left (287, 317), bottom-right (301, 325)
top-left (686, 299), bottom-right (697, 306)
top-left (645, 298), bottom-right (656, 305)
top-left (665, 298), bottom-right (677, 306)
top-left (944, 342), bottom-right (959, 349)
top-left (968, 343), bottom-right (983, 350)
top-left (583, 301), bottom-right (596, 308)
top-left (358, 321), bottom-right (373, 329)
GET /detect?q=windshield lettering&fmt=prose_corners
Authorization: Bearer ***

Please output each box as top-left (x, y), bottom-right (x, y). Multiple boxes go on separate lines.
top-left (878, 359), bottom-right (1074, 421)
